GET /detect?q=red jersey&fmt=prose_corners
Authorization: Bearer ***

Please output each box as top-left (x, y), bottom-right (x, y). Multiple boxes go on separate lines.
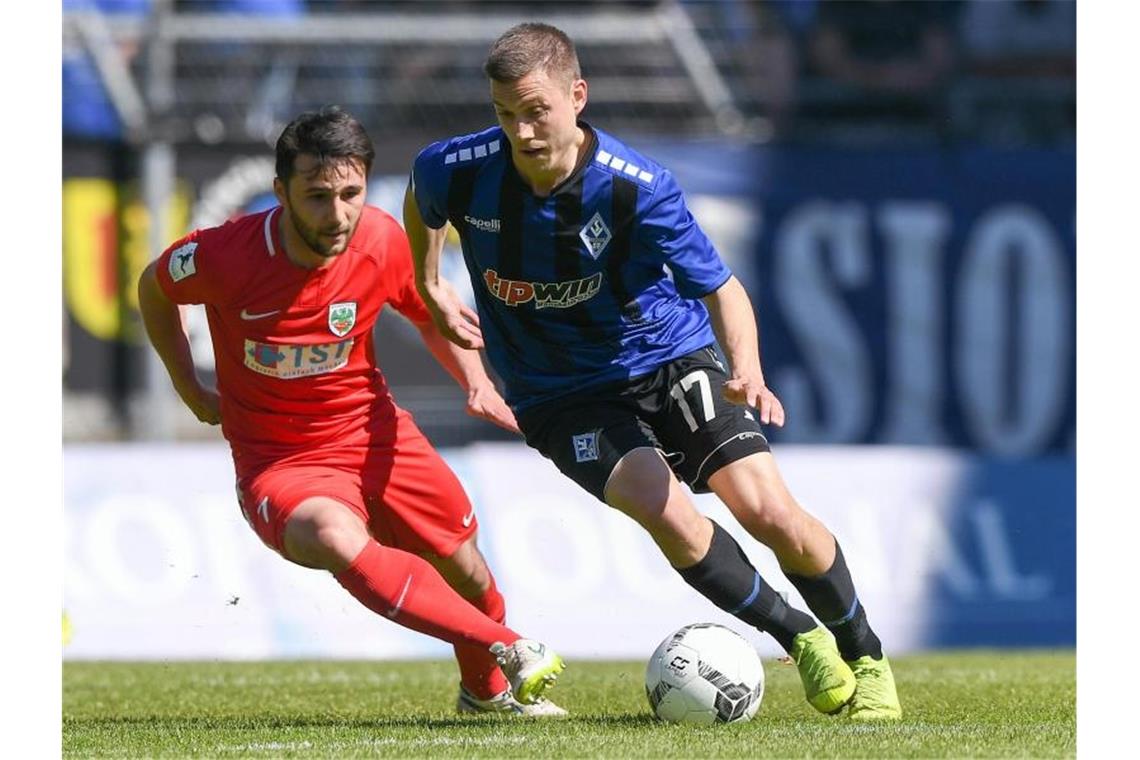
top-left (156, 205), bottom-right (432, 478)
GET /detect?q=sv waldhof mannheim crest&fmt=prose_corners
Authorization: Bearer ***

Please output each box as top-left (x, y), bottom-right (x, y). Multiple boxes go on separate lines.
top-left (579, 212), bottom-right (612, 259)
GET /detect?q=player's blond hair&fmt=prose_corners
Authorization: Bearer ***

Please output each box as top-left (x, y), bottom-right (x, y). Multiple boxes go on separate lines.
top-left (484, 23), bottom-right (581, 87)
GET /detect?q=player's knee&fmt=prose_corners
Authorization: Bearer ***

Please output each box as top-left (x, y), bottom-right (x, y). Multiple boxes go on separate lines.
top-left (711, 463), bottom-right (801, 548)
top-left (738, 505), bottom-right (790, 545)
top-left (737, 491), bottom-right (801, 549)
top-left (283, 508), bottom-right (368, 571)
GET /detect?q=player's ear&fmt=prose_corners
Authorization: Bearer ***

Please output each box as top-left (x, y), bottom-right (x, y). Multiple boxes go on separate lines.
top-left (571, 77), bottom-right (588, 115)
top-left (272, 177), bottom-right (288, 207)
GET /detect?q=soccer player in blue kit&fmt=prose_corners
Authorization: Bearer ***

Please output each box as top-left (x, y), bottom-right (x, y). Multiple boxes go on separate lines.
top-left (403, 22), bottom-right (901, 720)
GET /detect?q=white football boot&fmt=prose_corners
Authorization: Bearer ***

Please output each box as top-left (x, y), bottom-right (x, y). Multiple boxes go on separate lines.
top-left (456, 685), bottom-right (569, 717)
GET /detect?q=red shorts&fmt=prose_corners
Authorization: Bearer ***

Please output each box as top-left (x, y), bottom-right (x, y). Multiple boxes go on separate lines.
top-left (234, 406), bottom-right (478, 559)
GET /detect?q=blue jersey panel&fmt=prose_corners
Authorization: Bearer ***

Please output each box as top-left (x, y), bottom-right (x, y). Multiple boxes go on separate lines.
top-left (411, 123), bottom-right (732, 410)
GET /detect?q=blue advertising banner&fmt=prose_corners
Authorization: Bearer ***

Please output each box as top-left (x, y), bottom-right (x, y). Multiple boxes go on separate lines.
top-left (911, 455), bottom-right (1075, 648)
top-left (643, 143), bottom-right (1076, 458)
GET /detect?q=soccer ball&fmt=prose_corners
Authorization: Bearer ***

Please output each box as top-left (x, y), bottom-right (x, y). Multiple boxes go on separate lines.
top-left (645, 623), bottom-right (765, 724)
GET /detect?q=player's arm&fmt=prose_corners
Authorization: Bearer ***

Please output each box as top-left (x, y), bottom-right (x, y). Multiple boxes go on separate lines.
top-left (402, 183), bottom-right (484, 350)
top-left (137, 260), bottom-right (221, 425)
top-left (412, 321), bottom-right (519, 434)
top-left (701, 276), bottom-right (785, 427)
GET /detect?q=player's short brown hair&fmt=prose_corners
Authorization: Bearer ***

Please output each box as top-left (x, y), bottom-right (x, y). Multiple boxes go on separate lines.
top-left (275, 106), bottom-right (375, 183)
top-left (483, 22), bottom-right (581, 86)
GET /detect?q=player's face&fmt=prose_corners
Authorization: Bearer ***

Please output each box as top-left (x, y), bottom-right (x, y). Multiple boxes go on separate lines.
top-left (275, 155), bottom-right (367, 261)
top-left (491, 68), bottom-right (587, 186)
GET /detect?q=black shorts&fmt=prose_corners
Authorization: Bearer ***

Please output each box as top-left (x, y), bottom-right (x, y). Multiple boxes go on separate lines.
top-left (516, 346), bottom-right (771, 502)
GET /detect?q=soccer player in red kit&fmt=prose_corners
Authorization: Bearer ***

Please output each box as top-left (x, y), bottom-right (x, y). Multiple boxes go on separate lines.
top-left (137, 107), bottom-right (565, 716)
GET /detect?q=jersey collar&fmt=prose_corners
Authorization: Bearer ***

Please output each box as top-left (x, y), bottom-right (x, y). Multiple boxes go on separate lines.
top-left (506, 120), bottom-right (598, 199)
top-left (263, 207), bottom-right (280, 257)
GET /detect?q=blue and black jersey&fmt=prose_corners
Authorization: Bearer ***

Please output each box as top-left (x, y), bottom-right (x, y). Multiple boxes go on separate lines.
top-left (411, 122), bottom-right (732, 411)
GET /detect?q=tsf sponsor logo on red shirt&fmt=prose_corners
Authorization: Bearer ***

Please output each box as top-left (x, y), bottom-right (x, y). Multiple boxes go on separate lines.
top-left (243, 338), bottom-right (353, 379)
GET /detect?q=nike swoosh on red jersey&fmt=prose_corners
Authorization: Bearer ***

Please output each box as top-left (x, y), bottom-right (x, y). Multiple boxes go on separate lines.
top-left (240, 308), bottom-right (281, 320)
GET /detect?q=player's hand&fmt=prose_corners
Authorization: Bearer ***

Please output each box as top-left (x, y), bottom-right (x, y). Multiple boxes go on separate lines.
top-left (177, 383), bottom-right (221, 425)
top-left (723, 376), bottom-right (785, 427)
top-left (422, 279), bottom-right (484, 350)
top-left (466, 382), bottom-right (520, 434)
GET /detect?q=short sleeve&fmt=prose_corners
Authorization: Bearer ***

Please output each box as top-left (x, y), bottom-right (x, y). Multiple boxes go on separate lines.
top-left (410, 142), bottom-right (451, 230)
top-left (638, 170), bottom-right (732, 299)
top-left (155, 229), bottom-right (221, 305)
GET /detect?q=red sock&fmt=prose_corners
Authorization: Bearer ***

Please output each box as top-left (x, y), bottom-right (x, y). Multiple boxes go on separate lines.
top-left (453, 575), bottom-right (511, 699)
top-left (334, 541), bottom-right (520, 650)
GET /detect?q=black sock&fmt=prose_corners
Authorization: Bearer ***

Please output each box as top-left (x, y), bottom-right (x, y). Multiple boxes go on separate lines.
top-left (785, 540), bottom-right (882, 661)
top-left (677, 520), bottom-right (816, 653)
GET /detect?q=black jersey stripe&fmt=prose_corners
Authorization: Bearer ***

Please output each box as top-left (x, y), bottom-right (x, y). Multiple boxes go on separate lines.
top-left (444, 164), bottom-right (487, 315)
top-left (553, 175), bottom-right (610, 346)
top-left (497, 166), bottom-right (525, 274)
top-left (446, 164), bottom-right (523, 360)
top-left (445, 164), bottom-right (478, 230)
top-left (609, 175), bottom-right (642, 321)
top-left (553, 174), bottom-right (584, 281)
top-left (499, 166), bottom-right (574, 373)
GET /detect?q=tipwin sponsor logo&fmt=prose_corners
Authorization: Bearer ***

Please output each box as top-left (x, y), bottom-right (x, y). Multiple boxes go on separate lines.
top-left (484, 269), bottom-right (602, 310)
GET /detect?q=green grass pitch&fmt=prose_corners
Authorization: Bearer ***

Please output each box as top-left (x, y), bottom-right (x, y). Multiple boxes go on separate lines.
top-left (63, 650), bottom-right (1074, 758)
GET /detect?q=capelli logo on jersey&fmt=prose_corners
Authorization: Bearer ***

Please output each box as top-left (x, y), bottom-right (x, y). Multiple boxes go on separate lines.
top-left (464, 215), bottom-right (500, 233)
top-left (484, 269), bottom-right (602, 309)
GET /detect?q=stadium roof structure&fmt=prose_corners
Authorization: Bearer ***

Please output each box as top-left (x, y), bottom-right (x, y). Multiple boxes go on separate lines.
top-left (63, 1), bottom-right (772, 147)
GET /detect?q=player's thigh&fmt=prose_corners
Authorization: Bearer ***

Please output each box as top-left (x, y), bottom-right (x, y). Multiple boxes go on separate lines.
top-left (517, 394), bottom-right (660, 504)
top-left (237, 463), bottom-right (370, 563)
top-left (707, 452), bottom-right (836, 574)
top-left (360, 407), bottom-right (478, 558)
top-left (604, 446), bottom-right (710, 552)
top-left (653, 346), bottom-right (772, 493)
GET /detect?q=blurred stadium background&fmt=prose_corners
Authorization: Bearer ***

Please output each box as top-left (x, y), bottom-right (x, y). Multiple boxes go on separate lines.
top-left (62, 0), bottom-right (1075, 662)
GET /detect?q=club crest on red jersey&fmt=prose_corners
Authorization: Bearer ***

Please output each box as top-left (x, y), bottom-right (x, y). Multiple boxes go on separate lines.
top-left (328, 302), bottom-right (357, 337)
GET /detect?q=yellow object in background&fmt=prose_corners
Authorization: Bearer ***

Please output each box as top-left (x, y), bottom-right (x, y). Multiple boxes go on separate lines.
top-left (62, 178), bottom-right (190, 342)
top-left (63, 611), bottom-right (73, 647)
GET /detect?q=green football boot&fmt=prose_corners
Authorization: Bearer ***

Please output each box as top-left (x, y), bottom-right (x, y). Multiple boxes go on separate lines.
top-left (790, 627), bottom-right (857, 714)
top-left (846, 655), bottom-right (903, 721)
